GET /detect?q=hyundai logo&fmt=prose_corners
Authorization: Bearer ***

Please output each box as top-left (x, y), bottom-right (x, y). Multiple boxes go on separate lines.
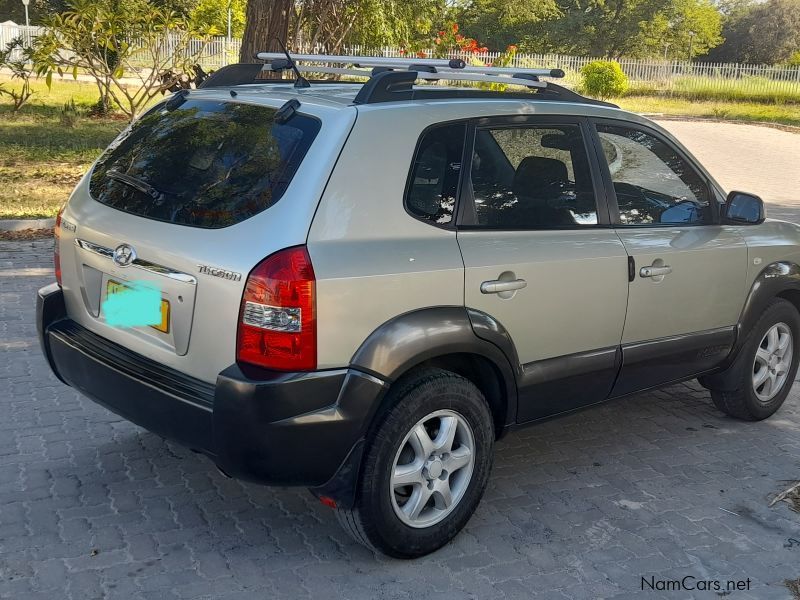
top-left (112, 244), bottom-right (137, 268)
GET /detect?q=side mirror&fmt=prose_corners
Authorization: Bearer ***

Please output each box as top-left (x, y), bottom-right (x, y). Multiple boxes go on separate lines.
top-left (723, 191), bottom-right (765, 225)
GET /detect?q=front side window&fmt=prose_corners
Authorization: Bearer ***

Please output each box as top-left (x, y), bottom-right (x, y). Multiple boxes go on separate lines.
top-left (596, 123), bottom-right (711, 226)
top-left (468, 124), bottom-right (599, 229)
top-left (405, 122), bottom-right (466, 226)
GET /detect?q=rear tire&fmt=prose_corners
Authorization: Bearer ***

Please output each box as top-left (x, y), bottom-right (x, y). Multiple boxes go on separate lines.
top-left (336, 368), bottom-right (494, 558)
top-left (705, 299), bottom-right (800, 421)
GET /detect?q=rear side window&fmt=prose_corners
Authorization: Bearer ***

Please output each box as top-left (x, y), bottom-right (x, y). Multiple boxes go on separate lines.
top-left (405, 122), bottom-right (466, 226)
top-left (89, 99), bottom-right (321, 228)
top-left (468, 124), bottom-right (599, 229)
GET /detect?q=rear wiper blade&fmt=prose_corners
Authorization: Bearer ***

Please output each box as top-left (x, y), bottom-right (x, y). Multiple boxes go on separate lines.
top-left (107, 170), bottom-right (164, 200)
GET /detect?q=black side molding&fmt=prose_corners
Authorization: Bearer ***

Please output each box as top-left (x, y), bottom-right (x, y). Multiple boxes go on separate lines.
top-left (516, 347), bottom-right (621, 422)
top-left (611, 327), bottom-right (736, 397)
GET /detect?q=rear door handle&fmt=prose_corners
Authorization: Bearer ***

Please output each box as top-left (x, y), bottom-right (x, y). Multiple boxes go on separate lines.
top-left (640, 265), bottom-right (672, 278)
top-left (480, 279), bottom-right (527, 294)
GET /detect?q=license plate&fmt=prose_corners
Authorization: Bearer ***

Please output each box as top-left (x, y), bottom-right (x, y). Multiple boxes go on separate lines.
top-left (106, 280), bottom-right (170, 333)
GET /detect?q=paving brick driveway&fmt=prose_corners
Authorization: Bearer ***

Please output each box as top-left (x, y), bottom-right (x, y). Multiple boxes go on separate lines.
top-left (2, 124), bottom-right (800, 600)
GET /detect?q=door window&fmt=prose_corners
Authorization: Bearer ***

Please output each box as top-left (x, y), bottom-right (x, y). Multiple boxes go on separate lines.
top-left (405, 122), bottom-right (466, 226)
top-left (467, 124), bottom-right (599, 229)
top-left (596, 123), bottom-right (711, 226)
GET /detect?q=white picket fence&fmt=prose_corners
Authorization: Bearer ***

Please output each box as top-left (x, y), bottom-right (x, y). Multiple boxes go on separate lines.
top-left (3, 23), bottom-right (800, 98)
top-left (0, 23), bottom-right (38, 57)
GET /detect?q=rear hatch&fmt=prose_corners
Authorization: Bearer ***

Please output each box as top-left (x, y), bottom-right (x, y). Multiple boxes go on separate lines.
top-left (56, 90), bottom-right (356, 383)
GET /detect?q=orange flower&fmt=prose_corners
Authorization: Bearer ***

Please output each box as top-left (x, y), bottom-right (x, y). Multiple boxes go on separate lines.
top-left (417, 50), bottom-right (427, 58)
top-left (399, 48), bottom-right (407, 55)
top-left (434, 37), bottom-right (441, 45)
top-left (438, 30), bottom-right (445, 37)
top-left (507, 44), bottom-right (518, 52)
top-left (479, 46), bottom-right (489, 53)
top-left (455, 34), bottom-right (464, 42)
top-left (451, 23), bottom-right (459, 33)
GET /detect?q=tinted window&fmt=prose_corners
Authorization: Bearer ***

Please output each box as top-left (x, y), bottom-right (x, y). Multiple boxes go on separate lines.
top-left (469, 125), bottom-right (598, 229)
top-left (596, 124), bottom-right (710, 226)
top-left (406, 123), bottom-right (466, 225)
top-left (89, 99), bottom-right (321, 228)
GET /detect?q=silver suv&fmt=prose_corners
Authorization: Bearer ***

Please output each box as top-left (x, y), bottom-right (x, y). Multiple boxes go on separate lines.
top-left (37, 54), bottom-right (800, 558)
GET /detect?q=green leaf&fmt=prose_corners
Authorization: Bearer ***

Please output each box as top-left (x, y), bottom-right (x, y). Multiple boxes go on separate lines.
top-left (72, 65), bottom-right (78, 80)
top-left (45, 70), bottom-right (53, 90)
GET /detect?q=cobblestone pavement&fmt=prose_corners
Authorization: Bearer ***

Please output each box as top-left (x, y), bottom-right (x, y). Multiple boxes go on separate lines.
top-left (4, 135), bottom-right (800, 599)
top-left (3, 239), bottom-right (800, 600)
top-left (655, 120), bottom-right (800, 207)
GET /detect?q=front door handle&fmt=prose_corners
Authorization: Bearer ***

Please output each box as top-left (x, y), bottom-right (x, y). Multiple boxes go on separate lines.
top-left (640, 265), bottom-right (672, 278)
top-left (480, 278), bottom-right (527, 294)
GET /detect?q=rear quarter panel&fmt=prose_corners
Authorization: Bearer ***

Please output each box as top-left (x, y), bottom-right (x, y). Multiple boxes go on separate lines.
top-left (308, 104), bottom-right (472, 370)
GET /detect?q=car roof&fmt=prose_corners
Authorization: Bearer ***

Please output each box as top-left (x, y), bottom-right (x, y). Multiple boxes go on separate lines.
top-left (189, 81), bottom-right (641, 119)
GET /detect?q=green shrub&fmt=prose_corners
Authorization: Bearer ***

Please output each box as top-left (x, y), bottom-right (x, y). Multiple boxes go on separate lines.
top-left (789, 51), bottom-right (800, 67)
top-left (59, 98), bottom-right (80, 128)
top-left (580, 61), bottom-right (629, 99)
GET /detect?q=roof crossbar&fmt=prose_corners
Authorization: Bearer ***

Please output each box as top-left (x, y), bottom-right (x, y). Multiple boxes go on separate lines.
top-left (267, 62), bottom-right (550, 89)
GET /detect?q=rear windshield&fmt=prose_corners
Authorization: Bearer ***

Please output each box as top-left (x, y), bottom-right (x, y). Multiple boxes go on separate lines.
top-left (89, 98), bottom-right (321, 228)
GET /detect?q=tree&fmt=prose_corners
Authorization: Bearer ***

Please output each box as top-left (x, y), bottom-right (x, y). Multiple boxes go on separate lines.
top-left (344, 0), bottom-right (447, 49)
top-left (236, 0), bottom-right (447, 58)
top-left (0, 38), bottom-right (35, 112)
top-left (457, 0), bottom-right (560, 51)
top-left (708, 0), bottom-right (800, 63)
top-left (192, 0), bottom-right (246, 38)
top-left (534, 0), bottom-right (722, 58)
top-left (634, 0), bottom-right (723, 59)
top-left (33, 0), bottom-right (216, 119)
top-left (239, 0), bottom-right (291, 62)
top-left (0, 0), bottom-right (28, 23)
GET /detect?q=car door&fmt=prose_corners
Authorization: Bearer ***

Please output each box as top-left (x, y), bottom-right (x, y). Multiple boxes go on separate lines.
top-left (588, 119), bottom-right (749, 397)
top-left (457, 116), bottom-right (629, 423)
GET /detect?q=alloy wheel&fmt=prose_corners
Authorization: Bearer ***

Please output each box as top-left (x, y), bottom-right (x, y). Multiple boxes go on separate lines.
top-left (752, 322), bottom-right (793, 403)
top-left (389, 409), bottom-right (475, 528)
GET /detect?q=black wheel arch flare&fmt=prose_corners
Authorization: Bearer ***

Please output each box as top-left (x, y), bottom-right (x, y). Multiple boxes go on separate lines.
top-left (703, 260), bottom-right (800, 389)
top-left (348, 306), bottom-right (521, 434)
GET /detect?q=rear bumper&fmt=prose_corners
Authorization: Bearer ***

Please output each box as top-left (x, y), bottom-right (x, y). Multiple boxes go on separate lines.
top-left (37, 283), bottom-right (386, 500)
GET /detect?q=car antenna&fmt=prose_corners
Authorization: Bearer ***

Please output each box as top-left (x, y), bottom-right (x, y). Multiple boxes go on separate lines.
top-left (271, 38), bottom-right (310, 89)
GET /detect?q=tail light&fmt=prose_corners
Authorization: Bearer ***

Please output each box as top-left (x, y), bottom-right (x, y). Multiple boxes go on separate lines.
top-left (54, 205), bottom-right (65, 286)
top-left (236, 246), bottom-right (316, 371)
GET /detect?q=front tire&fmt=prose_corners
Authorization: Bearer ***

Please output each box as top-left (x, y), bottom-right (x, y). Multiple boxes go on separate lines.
top-left (337, 368), bottom-right (494, 558)
top-left (706, 299), bottom-right (800, 421)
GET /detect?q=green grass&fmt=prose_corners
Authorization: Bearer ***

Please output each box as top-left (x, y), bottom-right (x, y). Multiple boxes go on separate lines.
top-left (617, 96), bottom-right (800, 128)
top-left (627, 76), bottom-right (800, 105)
top-left (0, 77), bottom-right (123, 219)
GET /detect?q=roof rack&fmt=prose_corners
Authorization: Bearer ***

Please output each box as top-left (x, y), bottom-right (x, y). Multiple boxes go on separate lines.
top-left (256, 52), bottom-right (565, 88)
top-left (199, 53), bottom-right (616, 108)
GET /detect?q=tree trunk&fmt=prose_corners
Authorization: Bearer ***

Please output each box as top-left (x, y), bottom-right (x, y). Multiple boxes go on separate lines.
top-left (239, 0), bottom-right (292, 63)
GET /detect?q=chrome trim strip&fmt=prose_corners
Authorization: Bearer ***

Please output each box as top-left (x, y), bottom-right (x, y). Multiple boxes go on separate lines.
top-left (75, 238), bottom-right (113, 259)
top-left (75, 238), bottom-right (197, 285)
